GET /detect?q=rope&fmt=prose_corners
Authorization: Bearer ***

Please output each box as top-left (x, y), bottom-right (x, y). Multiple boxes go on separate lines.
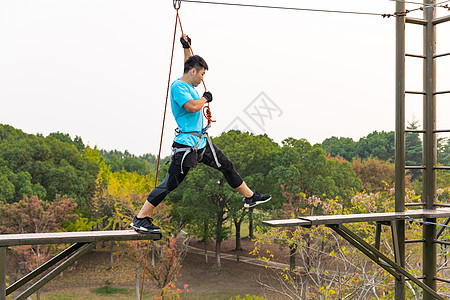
top-left (176, 9), bottom-right (216, 125)
top-left (138, 7), bottom-right (179, 300)
top-left (139, 2), bottom-right (215, 296)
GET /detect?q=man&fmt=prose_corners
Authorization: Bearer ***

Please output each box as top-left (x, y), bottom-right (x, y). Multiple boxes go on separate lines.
top-left (131, 35), bottom-right (271, 233)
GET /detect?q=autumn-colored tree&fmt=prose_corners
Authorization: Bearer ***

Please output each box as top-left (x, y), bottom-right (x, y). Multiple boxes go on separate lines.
top-left (0, 195), bottom-right (78, 300)
top-left (124, 234), bottom-right (188, 300)
top-left (352, 157), bottom-right (396, 193)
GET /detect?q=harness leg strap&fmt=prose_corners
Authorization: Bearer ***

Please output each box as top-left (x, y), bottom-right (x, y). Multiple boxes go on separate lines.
top-left (205, 134), bottom-right (221, 169)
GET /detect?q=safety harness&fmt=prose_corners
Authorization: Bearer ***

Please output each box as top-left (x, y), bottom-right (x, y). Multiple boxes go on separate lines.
top-left (173, 124), bottom-right (221, 174)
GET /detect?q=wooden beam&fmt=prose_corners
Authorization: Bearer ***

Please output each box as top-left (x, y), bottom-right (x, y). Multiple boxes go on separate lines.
top-left (262, 208), bottom-right (450, 228)
top-left (0, 230), bottom-right (161, 247)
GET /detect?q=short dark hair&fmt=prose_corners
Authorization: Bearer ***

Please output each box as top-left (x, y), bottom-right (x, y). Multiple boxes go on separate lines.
top-left (184, 55), bottom-right (208, 74)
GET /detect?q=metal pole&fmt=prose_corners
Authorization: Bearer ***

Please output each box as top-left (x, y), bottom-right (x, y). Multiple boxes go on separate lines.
top-left (395, 0), bottom-right (406, 297)
top-left (422, 0), bottom-right (437, 299)
top-left (0, 247), bottom-right (5, 300)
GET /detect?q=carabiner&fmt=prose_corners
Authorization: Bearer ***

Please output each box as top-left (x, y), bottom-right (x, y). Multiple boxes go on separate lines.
top-left (173, 0), bottom-right (181, 9)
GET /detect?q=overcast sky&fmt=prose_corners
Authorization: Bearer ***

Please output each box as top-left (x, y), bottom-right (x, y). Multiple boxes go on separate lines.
top-left (1, 0), bottom-right (450, 157)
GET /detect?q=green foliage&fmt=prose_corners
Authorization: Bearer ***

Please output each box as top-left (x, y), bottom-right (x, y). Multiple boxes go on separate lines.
top-left (271, 138), bottom-right (362, 208)
top-left (0, 124), bottom-right (99, 208)
top-left (169, 131), bottom-right (279, 254)
top-left (63, 217), bottom-right (97, 232)
top-left (321, 136), bottom-right (357, 161)
top-left (322, 130), bottom-right (394, 162)
top-left (99, 149), bottom-right (169, 175)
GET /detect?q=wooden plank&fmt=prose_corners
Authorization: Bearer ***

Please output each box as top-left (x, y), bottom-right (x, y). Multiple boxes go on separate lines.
top-left (0, 230), bottom-right (161, 247)
top-left (263, 208), bottom-right (450, 228)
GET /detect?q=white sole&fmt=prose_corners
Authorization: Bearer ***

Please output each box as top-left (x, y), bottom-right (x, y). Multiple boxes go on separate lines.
top-left (243, 197), bottom-right (272, 208)
top-left (130, 223), bottom-right (161, 232)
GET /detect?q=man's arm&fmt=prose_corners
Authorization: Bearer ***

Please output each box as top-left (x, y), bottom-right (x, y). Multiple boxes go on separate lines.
top-left (184, 48), bottom-right (191, 63)
top-left (183, 98), bottom-right (208, 113)
top-left (181, 34), bottom-right (192, 63)
top-left (182, 92), bottom-right (212, 113)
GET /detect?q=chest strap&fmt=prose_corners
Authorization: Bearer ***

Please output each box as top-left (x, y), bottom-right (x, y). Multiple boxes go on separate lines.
top-left (174, 127), bottom-right (221, 174)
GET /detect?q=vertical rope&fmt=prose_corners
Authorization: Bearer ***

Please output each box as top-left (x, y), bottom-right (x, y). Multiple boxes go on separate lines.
top-left (138, 9), bottom-right (179, 300)
top-left (176, 10), bottom-right (216, 125)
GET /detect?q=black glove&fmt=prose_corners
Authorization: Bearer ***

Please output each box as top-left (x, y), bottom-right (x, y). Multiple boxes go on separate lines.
top-left (180, 35), bottom-right (191, 49)
top-left (203, 91), bottom-right (213, 103)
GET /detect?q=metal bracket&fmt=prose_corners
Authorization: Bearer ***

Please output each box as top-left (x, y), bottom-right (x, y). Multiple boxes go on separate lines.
top-left (2, 242), bottom-right (96, 300)
top-left (327, 224), bottom-right (445, 300)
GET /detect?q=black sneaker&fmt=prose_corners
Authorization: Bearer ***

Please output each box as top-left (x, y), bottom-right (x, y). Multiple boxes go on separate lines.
top-left (243, 192), bottom-right (272, 208)
top-left (130, 216), bottom-right (161, 233)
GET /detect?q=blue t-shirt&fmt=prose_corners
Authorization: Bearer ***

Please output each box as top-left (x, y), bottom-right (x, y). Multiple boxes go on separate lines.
top-left (171, 78), bottom-right (207, 149)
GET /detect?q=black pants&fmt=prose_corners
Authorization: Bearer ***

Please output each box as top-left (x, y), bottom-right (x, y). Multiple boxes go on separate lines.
top-left (147, 141), bottom-right (244, 207)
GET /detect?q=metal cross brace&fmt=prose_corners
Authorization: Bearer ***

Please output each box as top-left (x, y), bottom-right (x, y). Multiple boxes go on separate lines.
top-left (327, 224), bottom-right (445, 300)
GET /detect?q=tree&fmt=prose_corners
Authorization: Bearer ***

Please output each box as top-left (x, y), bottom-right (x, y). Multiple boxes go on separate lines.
top-left (352, 157), bottom-right (396, 193)
top-left (86, 146), bottom-right (157, 230)
top-left (213, 131), bottom-right (279, 248)
top-left (322, 131), bottom-right (395, 163)
top-left (270, 138), bottom-right (362, 210)
top-left (0, 195), bottom-right (78, 300)
top-left (321, 137), bottom-right (357, 161)
top-left (0, 125), bottom-right (99, 211)
top-left (405, 120), bottom-right (423, 180)
top-left (125, 236), bottom-right (188, 300)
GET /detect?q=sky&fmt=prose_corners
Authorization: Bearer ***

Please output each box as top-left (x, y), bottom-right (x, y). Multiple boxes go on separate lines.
top-left (1, 0), bottom-right (450, 157)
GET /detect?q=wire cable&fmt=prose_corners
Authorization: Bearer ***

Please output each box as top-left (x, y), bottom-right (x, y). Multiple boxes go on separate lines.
top-left (180, 0), bottom-right (394, 17)
top-left (181, 0), bottom-right (450, 17)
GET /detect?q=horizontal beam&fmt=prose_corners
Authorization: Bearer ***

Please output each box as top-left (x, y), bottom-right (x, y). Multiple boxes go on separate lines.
top-left (435, 277), bottom-right (450, 284)
top-left (434, 52), bottom-right (450, 59)
top-left (434, 166), bottom-right (450, 170)
top-left (0, 230), bottom-right (161, 247)
top-left (406, 91), bottom-right (426, 95)
top-left (406, 17), bottom-right (427, 25)
top-left (405, 239), bottom-right (424, 243)
top-left (434, 90), bottom-right (450, 95)
top-left (406, 166), bottom-right (425, 169)
top-left (434, 240), bottom-right (450, 246)
top-left (433, 14), bottom-right (450, 25)
top-left (262, 208), bottom-right (450, 227)
top-left (406, 53), bottom-right (425, 59)
top-left (406, 129), bottom-right (450, 134)
top-left (405, 203), bottom-right (425, 207)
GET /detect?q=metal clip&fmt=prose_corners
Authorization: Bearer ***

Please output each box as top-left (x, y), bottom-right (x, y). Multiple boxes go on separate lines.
top-left (173, 0), bottom-right (181, 9)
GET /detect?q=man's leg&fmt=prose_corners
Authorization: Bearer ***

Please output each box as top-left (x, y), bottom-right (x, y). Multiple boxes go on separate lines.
top-left (137, 201), bottom-right (156, 218)
top-left (200, 143), bottom-right (271, 208)
top-left (234, 181), bottom-right (253, 198)
top-left (131, 162), bottom-right (189, 232)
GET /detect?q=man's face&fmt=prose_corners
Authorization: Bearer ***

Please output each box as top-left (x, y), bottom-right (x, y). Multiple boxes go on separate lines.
top-left (192, 67), bottom-right (205, 87)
